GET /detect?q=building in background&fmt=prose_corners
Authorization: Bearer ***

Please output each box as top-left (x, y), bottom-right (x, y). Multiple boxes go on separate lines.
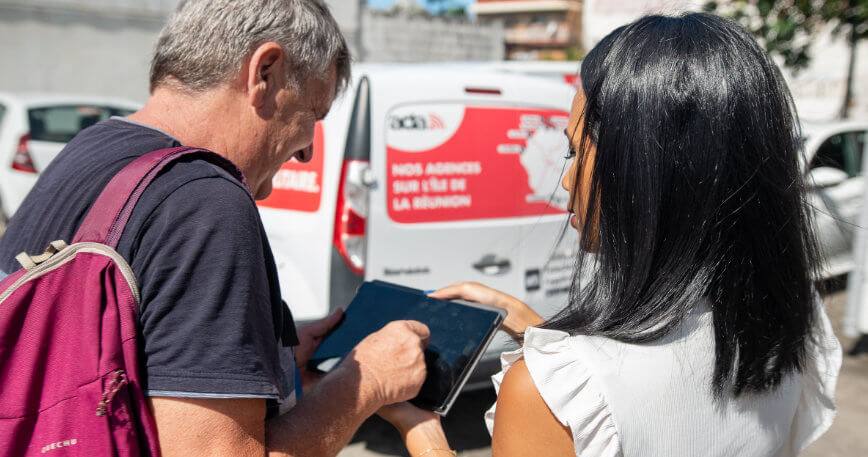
top-left (470, 0), bottom-right (582, 60)
top-left (0, 0), bottom-right (502, 102)
top-left (2, 0), bottom-right (862, 120)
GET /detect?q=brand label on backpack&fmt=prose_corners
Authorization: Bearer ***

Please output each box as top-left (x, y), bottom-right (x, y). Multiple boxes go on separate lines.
top-left (41, 438), bottom-right (78, 453)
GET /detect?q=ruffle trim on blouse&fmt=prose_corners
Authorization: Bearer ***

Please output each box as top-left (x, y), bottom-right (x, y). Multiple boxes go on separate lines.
top-left (485, 327), bottom-right (622, 457)
top-left (788, 297), bottom-right (843, 453)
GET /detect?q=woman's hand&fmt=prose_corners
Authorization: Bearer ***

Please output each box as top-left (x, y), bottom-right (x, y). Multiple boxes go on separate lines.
top-left (378, 402), bottom-right (440, 434)
top-left (429, 282), bottom-right (544, 340)
top-left (378, 403), bottom-right (453, 457)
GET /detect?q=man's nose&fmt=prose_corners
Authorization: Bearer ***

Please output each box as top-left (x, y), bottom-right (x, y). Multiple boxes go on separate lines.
top-left (296, 144), bottom-right (313, 163)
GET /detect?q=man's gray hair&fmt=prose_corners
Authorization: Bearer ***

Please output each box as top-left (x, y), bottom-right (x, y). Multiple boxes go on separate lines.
top-left (150, 0), bottom-right (350, 94)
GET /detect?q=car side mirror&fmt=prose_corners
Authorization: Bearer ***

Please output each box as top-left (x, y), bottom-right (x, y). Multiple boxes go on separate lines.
top-left (807, 167), bottom-right (849, 189)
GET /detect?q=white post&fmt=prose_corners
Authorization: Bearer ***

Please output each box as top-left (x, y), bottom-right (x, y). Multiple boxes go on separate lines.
top-left (845, 132), bottom-right (868, 348)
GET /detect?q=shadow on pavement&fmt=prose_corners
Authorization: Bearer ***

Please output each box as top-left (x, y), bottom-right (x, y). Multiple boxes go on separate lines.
top-left (349, 388), bottom-right (497, 456)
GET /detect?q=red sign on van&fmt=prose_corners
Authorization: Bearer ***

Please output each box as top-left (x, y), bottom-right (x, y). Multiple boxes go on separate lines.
top-left (258, 122), bottom-right (324, 212)
top-left (387, 105), bottom-right (570, 224)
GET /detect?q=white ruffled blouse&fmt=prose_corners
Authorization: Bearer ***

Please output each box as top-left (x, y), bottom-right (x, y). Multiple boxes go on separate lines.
top-left (485, 301), bottom-right (842, 457)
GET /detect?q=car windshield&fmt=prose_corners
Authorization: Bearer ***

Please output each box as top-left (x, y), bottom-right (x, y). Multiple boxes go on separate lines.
top-left (28, 105), bottom-right (135, 143)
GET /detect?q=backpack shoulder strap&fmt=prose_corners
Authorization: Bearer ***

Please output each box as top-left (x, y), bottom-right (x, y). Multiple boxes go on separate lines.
top-left (72, 146), bottom-right (247, 248)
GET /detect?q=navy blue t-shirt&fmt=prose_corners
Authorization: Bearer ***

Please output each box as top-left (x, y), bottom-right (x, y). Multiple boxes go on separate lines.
top-left (0, 119), bottom-right (298, 413)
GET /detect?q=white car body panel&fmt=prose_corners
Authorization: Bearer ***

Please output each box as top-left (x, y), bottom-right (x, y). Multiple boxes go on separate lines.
top-left (802, 120), bottom-right (868, 278)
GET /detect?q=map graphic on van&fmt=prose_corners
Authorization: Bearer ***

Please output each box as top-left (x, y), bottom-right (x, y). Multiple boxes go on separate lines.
top-left (259, 122), bottom-right (324, 212)
top-left (387, 104), bottom-right (570, 223)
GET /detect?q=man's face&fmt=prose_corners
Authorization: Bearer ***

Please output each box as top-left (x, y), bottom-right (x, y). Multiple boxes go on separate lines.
top-left (251, 66), bottom-right (338, 200)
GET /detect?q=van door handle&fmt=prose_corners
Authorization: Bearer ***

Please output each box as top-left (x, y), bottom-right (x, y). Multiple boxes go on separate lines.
top-left (473, 254), bottom-right (512, 276)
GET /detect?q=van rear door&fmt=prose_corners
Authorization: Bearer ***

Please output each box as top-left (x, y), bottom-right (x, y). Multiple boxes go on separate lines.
top-left (258, 84), bottom-right (357, 321)
top-left (365, 69), bottom-right (577, 351)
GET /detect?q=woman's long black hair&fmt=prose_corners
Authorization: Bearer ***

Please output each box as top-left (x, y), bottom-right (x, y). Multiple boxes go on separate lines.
top-left (547, 12), bottom-right (821, 397)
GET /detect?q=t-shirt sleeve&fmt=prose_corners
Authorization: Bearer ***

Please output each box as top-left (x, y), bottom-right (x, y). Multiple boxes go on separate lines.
top-left (128, 175), bottom-right (288, 399)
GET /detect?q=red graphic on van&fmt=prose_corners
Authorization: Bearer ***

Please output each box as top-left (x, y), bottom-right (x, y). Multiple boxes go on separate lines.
top-left (428, 114), bottom-right (445, 129)
top-left (387, 106), bottom-right (569, 224)
top-left (258, 122), bottom-right (324, 212)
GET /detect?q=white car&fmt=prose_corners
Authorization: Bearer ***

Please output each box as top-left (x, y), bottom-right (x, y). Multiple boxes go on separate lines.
top-left (257, 64), bottom-right (579, 385)
top-left (803, 120), bottom-right (868, 278)
top-left (0, 93), bottom-right (140, 234)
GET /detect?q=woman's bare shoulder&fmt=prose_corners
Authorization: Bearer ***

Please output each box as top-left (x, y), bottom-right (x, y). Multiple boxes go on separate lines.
top-left (492, 359), bottom-right (575, 456)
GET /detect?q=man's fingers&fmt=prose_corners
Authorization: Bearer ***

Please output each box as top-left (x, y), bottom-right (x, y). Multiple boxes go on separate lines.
top-left (402, 320), bottom-right (431, 346)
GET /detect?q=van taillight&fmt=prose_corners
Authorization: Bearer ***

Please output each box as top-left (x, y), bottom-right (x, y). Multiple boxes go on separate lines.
top-left (12, 133), bottom-right (37, 173)
top-left (333, 159), bottom-right (370, 276)
top-left (564, 73), bottom-right (581, 88)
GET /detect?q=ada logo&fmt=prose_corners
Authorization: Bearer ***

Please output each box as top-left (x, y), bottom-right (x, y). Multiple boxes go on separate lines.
top-left (389, 113), bottom-right (445, 130)
top-left (386, 105), bottom-right (465, 153)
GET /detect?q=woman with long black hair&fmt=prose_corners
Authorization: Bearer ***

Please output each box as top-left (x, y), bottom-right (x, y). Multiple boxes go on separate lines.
top-left (377, 12), bottom-right (842, 457)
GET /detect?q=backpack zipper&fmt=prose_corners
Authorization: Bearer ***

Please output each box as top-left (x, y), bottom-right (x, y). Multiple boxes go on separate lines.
top-left (96, 370), bottom-right (128, 417)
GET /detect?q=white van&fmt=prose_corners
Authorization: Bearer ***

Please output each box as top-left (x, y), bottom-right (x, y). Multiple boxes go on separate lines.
top-left (257, 64), bottom-right (578, 383)
top-left (479, 60), bottom-right (582, 87)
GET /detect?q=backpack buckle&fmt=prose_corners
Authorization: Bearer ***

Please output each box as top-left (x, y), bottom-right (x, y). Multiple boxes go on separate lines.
top-left (15, 240), bottom-right (68, 271)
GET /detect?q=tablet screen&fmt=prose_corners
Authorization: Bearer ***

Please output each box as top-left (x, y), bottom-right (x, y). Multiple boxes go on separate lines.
top-left (312, 281), bottom-right (504, 413)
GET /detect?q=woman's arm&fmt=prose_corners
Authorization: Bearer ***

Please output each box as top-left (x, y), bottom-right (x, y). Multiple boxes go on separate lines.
top-left (429, 282), bottom-right (544, 340)
top-left (378, 404), bottom-right (455, 457)
top-left (492, 359), bottom-right (574, 457)
top-left (381, 359), bottom-right (575, 457)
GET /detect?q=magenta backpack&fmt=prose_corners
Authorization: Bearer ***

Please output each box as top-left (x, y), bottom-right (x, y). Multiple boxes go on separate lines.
top-left (0, 147), bottom-right (244, 456)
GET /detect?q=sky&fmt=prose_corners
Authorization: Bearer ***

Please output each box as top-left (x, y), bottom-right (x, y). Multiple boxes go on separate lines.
top-left (366, 0), bottom-right (475, 12)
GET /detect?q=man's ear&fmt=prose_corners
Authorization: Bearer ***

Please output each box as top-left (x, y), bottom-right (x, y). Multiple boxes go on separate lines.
top-left (246, 41), bottom-right (286, 111)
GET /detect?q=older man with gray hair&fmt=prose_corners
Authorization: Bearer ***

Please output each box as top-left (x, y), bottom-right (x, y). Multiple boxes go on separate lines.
top-left (0, 0), bottom-right (430, 455)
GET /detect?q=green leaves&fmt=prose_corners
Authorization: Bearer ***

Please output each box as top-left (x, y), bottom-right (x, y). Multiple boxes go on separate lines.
top-left (706, 0), bottom-right (866, 117)
top-left (706, 0), bottom-right (866, 71)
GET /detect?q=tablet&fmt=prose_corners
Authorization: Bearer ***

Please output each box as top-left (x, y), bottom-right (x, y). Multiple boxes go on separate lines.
top-left (311, 280), bottom-right (506, 415)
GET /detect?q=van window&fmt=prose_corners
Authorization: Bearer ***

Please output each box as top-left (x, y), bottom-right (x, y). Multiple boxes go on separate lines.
top-left (811, 132), bottom-right (866, 178)
top-left (28, 105), bottom-right (135, 143)
top-left (386, 103), bottom-right (570, 223)
top-left (0, 104), bottom-right (6, 129)
top-left (854, 131), bottom-right (867, 175)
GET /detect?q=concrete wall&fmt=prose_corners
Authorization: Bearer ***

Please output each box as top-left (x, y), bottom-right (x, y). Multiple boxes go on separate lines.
top-left (361, 11), bottom-right (504, 62)
top-left (0, 0), bottom-right (503, 103)
top-left (324, 0), bottom-right (363, 60)
top-left (0, 1), bottom-right (167, 102)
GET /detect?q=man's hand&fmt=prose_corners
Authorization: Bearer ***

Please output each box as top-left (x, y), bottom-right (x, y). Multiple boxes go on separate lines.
top-left (342, 320), bottom-right (430, 407)
top-left (294, 309), bottom-right (344, 389)
top-left (152, 319), bottom-right (431, 457)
